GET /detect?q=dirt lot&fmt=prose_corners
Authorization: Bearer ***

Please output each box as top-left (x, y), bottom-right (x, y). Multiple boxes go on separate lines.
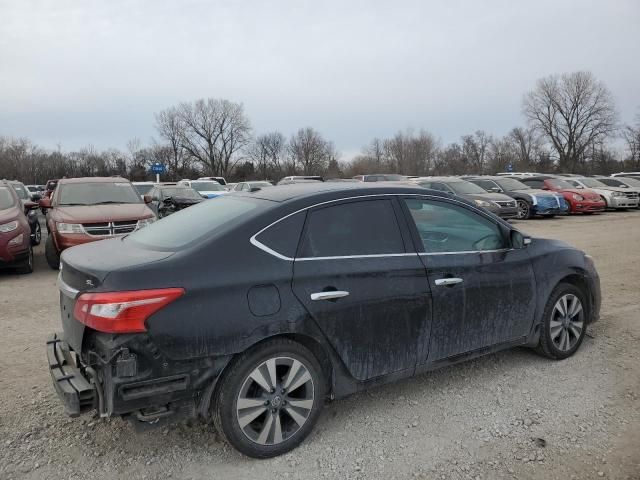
top-left (1, 211), bottom-right (639, 479)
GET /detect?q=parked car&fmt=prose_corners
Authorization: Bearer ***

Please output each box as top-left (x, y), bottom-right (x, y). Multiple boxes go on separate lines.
top-left (8, 180), bottom-right (42, 245)
top-left (0, 181), bottom-right (34, 274)
top-left (595, 177), bottom-right (640, 207)
top-left (48, 182), bottom-right (600, 458)
top-left (561, 177), bottom-right (639, 209)
top-left (352, 174), bottom-right (406, 182)
top-left (232, 181), bottom-right (274, 192)
top-left (277, 176), bottom-right (324, 185)
top-left (610, 172), bottom-right (640, 179)
top-left (177, 180), bottom-right (228, 198)
top-left (198, 176), bottom-right (228, 186)
top-left (25, 184), bottom-right (45, 200)
top-left (512, 176), bottom-right (606, 214)
top-left (467, 176), bottom-right (569, 219)
top-left (132, 181), bottom-right (156, 198)
top-left (411, 177), bottom-right (519, 219)
top-left (39, 177), bottom-right (155, 269)
top-left (147, 185), bottom-right (204, 218)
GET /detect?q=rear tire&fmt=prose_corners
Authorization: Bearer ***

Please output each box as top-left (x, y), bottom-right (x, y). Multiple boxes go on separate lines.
top-left (212, 338), bottom-right (326, 458)
top-left (15, 245), bottom-right (33, 274)
top-left (45, 235), bottom-right (60, 270)
top-left (31, 221), bottom-right (42, 246)
top-left (536, 283), bottom-right (587, 360)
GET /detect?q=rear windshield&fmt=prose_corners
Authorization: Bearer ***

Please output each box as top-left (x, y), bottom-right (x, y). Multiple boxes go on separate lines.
top-left (495, 178), bottom-right (529, 191)
top-left (126, 196), bottom-right (266, 249)
top-left (0, 187), bottom-right (16, 209)
top-left (191, 182), bottom-right (225, 192)
top-left (57, 182), bottom-right (142, 206)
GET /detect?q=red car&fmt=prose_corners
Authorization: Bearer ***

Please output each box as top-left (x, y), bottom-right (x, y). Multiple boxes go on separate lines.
top-left (39, 177), bottom-right (155, 269)
top-left (517, 176), bottom-right (605, 214)
top-left (0, 180), bottom-right (35, 274)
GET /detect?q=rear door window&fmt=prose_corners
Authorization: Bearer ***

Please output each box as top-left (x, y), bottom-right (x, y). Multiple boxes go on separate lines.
top-left (298, 199), bottom-right (405, 258)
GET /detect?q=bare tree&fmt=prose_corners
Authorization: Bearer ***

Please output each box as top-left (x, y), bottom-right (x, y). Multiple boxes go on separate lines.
top-left (461, 130), bottom-right (491, 174)
top-left (176, 98), bottom-right (252, 177)
top-left (288, 127), bottom-right (334, 175)
top-left (622, 115), bottom-right (640, 170)
top-left (248, 132), bottom-right (287, 179)
top-left (155, 106), bottom-right (191, 178)
top-left (523, 71), bottom-right (618, 172)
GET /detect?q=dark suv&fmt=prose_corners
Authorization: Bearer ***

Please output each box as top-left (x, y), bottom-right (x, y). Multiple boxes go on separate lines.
top-left (48, 183), bottom-right (600, 458)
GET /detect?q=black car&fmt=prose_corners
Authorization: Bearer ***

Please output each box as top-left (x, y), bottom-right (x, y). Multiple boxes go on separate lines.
top-left (9, 180), bottom-right (42, 245)
top-left (48, 183), bottom-right (600, 458)
top-left (147, 185), bottom-right (204, 218)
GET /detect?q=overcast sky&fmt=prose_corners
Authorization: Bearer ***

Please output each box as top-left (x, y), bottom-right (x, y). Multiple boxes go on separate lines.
top-left (1, 0), bottom-right (638, 158)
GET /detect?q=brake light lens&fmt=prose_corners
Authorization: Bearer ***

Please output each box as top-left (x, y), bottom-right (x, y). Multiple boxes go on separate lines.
top-left (73, 288), bottom-right (184, 333)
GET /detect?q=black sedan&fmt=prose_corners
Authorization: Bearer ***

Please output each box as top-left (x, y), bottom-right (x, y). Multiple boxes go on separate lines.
top-left (147, 185), bottom-right (204, 218)
top-left (48, 183), bottom-right (600, 458)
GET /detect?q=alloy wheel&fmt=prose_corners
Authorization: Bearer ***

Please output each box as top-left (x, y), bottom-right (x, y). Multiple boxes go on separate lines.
top-left (516, 200), bottom-right (529, 219)
top-left (34, 223), bottom-right (42, 244)
top-left (550, 294), bottom-right (584, 352)
top-left (236, 356), bottom-right (315, 446)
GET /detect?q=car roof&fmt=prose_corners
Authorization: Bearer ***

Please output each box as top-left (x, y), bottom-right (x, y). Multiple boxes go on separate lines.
top-left (58, 177), bottom-right (130, 184)
top-left (412, 176), bottom-right (466, 183)
top-left (236, 182), bottom-right (450, 203)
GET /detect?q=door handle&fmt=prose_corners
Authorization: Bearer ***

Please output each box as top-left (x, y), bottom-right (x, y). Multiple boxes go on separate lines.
top-left (434, 278), bottom-right (463, 287)
top-left (310, 291), bottom-right (350, 301)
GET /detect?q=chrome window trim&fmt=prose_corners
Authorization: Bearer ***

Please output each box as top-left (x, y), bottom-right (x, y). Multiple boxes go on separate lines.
top-left (249, 193), bottom-right (510, 261)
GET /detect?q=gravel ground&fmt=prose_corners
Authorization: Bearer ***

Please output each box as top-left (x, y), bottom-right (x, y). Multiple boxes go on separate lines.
top-left (1, 211), bottom-right (639, 479)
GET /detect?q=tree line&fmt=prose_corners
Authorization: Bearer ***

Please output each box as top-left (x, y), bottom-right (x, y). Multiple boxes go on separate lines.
top-left (2, 71), bottom-right (639, 184)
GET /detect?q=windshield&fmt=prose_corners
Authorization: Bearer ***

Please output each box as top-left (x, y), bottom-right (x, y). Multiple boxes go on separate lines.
top-left (134, 184), bottom-right (154, 195)
top-left (191, 182), bottom-right (224, 192)
top-left (161, 187), bottom-right (202, 199)
top-left (0, 187), bottom-right (16, 209)
top-left (495, 178), bottom-right (530, 191)
top-left (578, 178), bottom-right (607, 188)
top-left (57, 182), bottom-right (142, 206)
top-left (11, 183), bottom-right (29, 200)
top-left (249, 182), bottom-right (273, 188)
top-left (547, 179), bottom-right (575, 189)
top-left (446, 181), bottom-right (488, 195)
top-left (126, 196), bottom-right (265, 249)
top-left (618, 177), bottom-right (640, 187)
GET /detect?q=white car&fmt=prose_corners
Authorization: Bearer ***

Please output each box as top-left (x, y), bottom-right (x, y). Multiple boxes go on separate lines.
top-left (563, 177), bottom-right (639, 209)
top-left (610, 172), bottom-right (640, 179)
top-left (197, 176), bottom-right (227, 186)
top-left (177, 180), bottom-right (228, 199)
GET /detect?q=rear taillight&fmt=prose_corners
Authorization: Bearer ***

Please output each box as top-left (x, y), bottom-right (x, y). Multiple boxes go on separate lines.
top-left (73, 288), bottom-right (184, 333)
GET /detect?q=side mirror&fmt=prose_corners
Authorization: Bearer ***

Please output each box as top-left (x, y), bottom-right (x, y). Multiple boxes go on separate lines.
top-left (489, 187), bottom-right (502, 193)
top-left (143, 195), bottom-right (152, 204)
top-left (39, 197), bottom-right (51, 209)
top-left (511, 230), bottom-right (531, 249)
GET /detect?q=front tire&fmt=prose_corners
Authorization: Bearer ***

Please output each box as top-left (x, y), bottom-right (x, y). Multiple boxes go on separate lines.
top-left (212, 338), bottom-right (326, 458)
top-left (516, 199), bottom-right (532, 219)
top-left (536, 283), bottom-right (587, 360)
top-left (45, 235), bottom-right (60, 270)
top-left (15, 245), bottom-right (33, 274)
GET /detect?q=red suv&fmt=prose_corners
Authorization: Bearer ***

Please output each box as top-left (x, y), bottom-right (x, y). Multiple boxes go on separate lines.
top-left (517, 176), bottom-right (605, 214)
top-left (0, 181), bottom-right (34, 274)
top-left (39, 177), bottom-right (155, 269)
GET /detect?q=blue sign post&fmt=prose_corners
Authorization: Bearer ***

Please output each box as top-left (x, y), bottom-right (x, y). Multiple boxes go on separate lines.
top-left (506, 163), bottom-right (514, 173)
top-left (150, 162), bottom-right (166, 182)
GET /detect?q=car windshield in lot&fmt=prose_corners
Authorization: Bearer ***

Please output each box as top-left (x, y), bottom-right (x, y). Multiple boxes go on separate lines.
top-left (161, 187), bottom-right (201, 199)
top-left (618, 177), bottom-right (640, 187)
top-left (0, 187), bottom-right (16, 209)
top-left (134, 184), bottom-right (154, 195)
top-left (126, 196), bottom-right (265, 249)
top-left (495, 178), bottom-right (530, 191)
top-left (250, 182), bottom-right (273, 188)
top-left (11, 183), bottom-right (30, 200)
top-left (547, 179), bottom-right (575, 189)
top-left (191, 182), bottom-right (225, 192)
top-left (577, 178), bottom-right (607, 188)
top-left (445, 181), bottom-right (488, 195)
top-left (57, 182), bottom-right (142, 206)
